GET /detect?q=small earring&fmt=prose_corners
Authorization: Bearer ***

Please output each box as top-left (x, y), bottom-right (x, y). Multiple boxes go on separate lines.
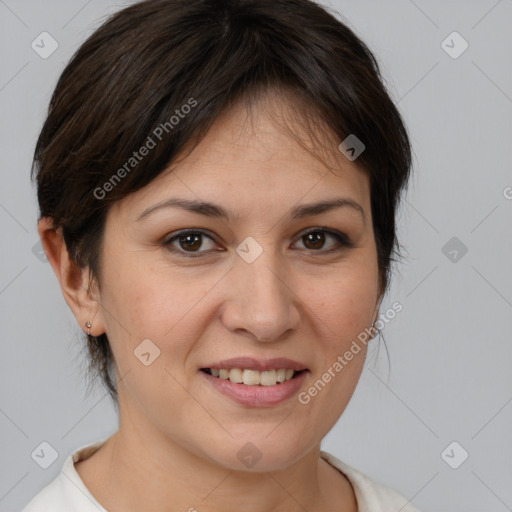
top-left (85, 321), bottom-right (92, 336)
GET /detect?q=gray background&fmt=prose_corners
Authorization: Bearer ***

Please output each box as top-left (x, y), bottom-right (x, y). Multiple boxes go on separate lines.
top-left (1, 0), bottom-right (511, 510)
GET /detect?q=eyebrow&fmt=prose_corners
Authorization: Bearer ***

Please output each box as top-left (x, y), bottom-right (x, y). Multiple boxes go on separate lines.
top-left (135, 197), bottom-right (365, 224)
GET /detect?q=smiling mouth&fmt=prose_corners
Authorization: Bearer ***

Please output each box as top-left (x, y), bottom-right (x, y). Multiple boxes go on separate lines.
top-left (200, 368), bottom-right (305, 386)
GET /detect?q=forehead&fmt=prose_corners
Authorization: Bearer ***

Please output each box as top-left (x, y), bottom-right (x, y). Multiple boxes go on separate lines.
top-left (182, 91), bottom-right (365, 175)
top-left (115, 91), bottom-right (371, 221)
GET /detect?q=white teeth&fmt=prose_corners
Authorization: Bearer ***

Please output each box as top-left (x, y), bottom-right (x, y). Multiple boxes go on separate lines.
top-left (260, 370), bottom-right (277, 386)
top-left (229, 368), bottom-right (243, 383)
top-left (207, 368), bottom-right (298, 385)
top-left (242, 369), bottom-right (260, 386)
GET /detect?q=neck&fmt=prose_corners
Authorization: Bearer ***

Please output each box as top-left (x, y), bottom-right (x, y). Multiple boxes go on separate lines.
top-left (75, 397), bottom-right (357, 512)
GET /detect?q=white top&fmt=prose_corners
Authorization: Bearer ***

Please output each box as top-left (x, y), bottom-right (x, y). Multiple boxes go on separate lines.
top-left (22, 439), bottom-right (421, 512)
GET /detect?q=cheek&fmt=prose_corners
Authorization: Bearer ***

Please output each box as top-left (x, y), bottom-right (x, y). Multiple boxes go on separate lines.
top-left (99, 259), bottom-right (203, 418)
top-left (303, 265), bottom-right (378, 346)
top-left (101, 249), bottom-right (177, 328)
top-left (295, 267), bottom-right (376, 428)
top-left (99, 253), bottom-right (216, 368)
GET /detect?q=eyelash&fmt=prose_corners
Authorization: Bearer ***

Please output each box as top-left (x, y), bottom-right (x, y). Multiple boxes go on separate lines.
top-left (163, 227), bottom-right (353, 258)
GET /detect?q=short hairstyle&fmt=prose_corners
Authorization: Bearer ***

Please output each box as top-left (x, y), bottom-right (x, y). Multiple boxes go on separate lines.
top-left (31, 0), bottom-right (413, 405)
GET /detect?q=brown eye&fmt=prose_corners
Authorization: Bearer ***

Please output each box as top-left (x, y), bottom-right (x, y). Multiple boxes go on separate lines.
top-left (303, 231), bottom-right (326, 250)
top-left (294, 228), bottom-right (352, 252)
top-left (164, 230), bottom-right (218, 257)
top-left (178, 233), bottom-right (203, 251)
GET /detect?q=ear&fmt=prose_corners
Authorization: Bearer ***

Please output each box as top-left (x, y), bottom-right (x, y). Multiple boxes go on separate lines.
top-left (38, 217), bottom-right (106, 336)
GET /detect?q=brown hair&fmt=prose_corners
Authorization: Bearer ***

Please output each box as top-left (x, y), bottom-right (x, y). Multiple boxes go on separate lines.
top-left (32, 0), bottom-right (413, 404)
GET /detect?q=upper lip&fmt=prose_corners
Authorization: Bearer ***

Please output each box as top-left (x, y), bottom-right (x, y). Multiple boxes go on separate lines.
top-left (201, 357), bottom-right (308, 372)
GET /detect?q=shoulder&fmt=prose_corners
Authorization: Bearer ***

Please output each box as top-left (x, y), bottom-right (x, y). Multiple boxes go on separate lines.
top-left (320, 451), bottom-right (421, 512)
top-left (22, 439), bottom-right (108, 512)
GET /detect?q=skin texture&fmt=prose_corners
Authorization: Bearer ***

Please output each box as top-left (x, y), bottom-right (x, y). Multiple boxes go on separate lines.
top-left (39, 91), bottom-right (383, 512)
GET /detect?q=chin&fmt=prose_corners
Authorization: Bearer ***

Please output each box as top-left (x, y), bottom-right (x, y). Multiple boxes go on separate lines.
top-left (202, 432), bottom-right (313, 473)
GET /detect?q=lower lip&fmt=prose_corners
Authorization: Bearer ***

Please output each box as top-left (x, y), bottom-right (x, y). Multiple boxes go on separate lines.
top-left (200, 370), bottom-right (308, 407)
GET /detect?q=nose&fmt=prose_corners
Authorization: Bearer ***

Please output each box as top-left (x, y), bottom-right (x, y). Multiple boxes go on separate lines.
top-left (220, 249), bottom-right (301, 342)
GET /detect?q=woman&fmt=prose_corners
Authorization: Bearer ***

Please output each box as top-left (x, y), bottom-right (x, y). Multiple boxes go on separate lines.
top-left (24, 0), bottom-right (418, 510)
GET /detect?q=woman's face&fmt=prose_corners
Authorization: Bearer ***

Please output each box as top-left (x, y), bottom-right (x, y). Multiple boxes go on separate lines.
top-left (94, 94), bottom-right (382, 471)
